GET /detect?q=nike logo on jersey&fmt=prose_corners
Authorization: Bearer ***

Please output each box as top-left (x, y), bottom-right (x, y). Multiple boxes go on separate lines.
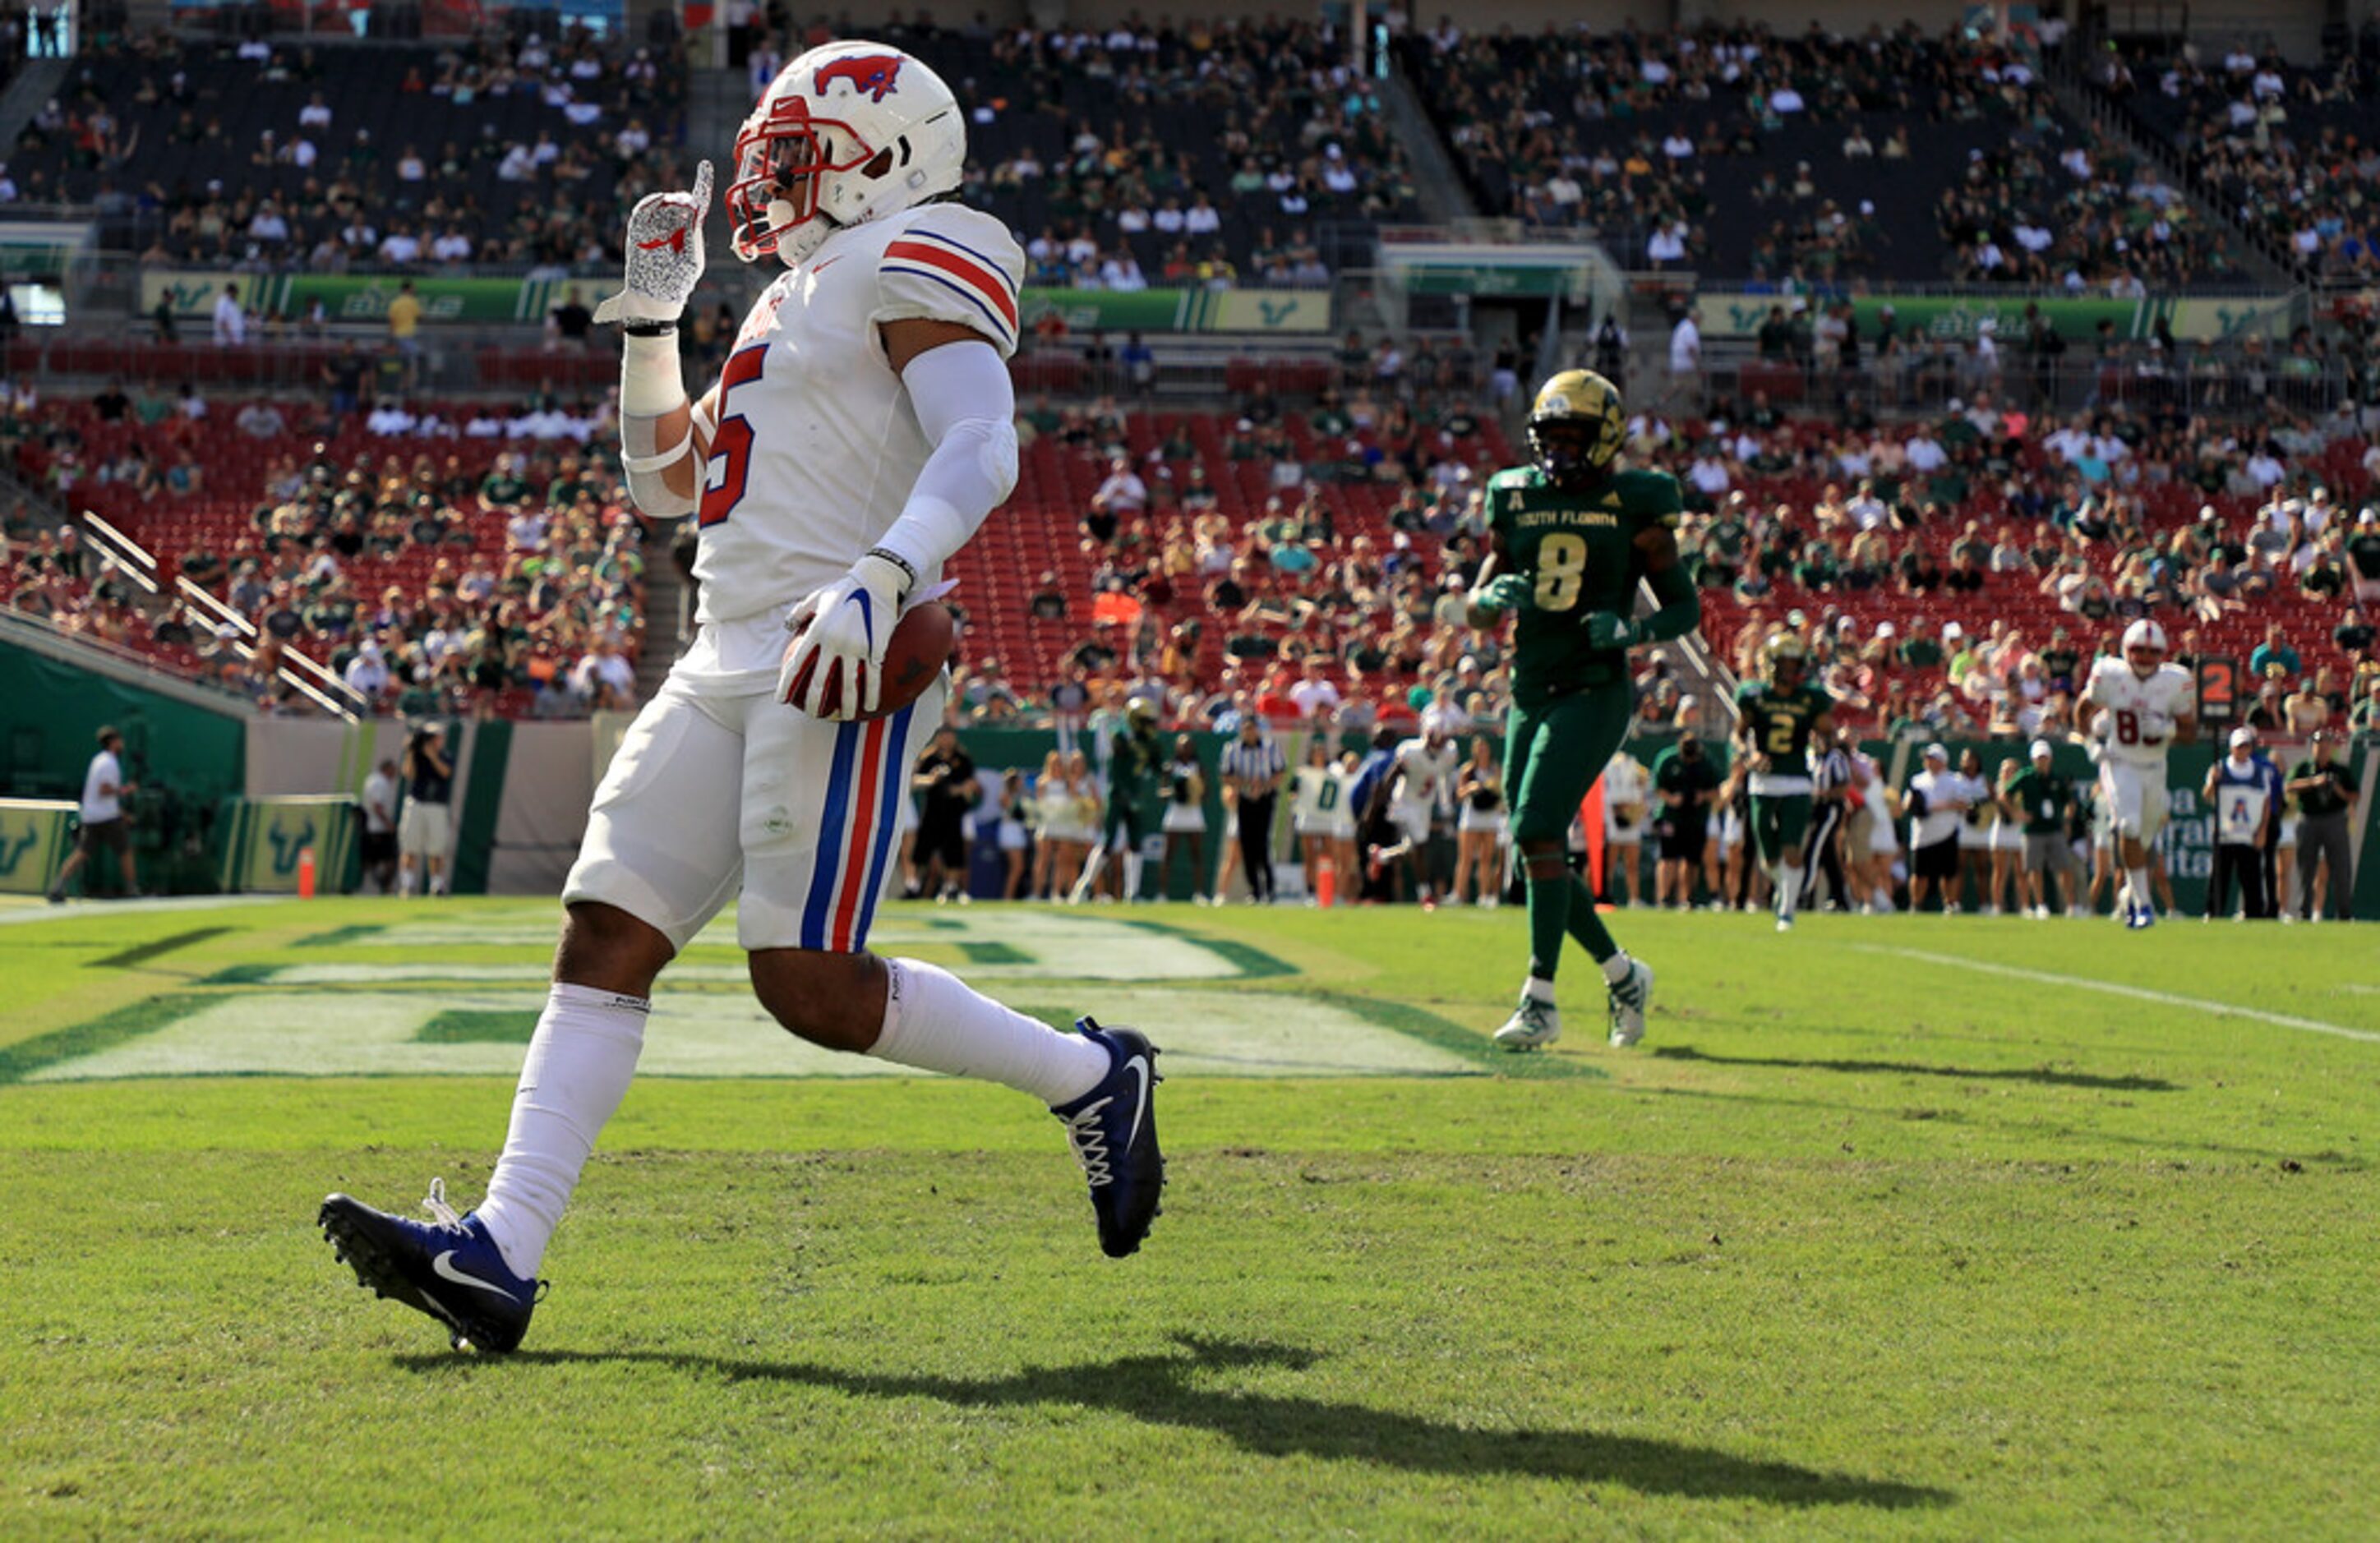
top-left (809, 255), bottom-right (844, 274)
top-left (431, 1250), bottom-right (522, 1302)
top-left (1122, 1055), bottom-right (1151, 1149)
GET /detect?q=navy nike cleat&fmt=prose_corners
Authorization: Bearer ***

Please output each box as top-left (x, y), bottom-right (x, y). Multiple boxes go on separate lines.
top-left (319, 1179), bottom-right (541, 1353)
top-left (1052, 1019), bottom-right (1165, 1259)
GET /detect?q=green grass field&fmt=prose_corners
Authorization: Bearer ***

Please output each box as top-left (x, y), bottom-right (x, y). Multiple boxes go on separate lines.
top-left (2, 895), bottom-right (2377, 1539)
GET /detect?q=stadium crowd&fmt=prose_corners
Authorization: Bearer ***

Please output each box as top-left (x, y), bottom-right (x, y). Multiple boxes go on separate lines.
top-left (2, 374), bottom-right (650, 717)
top-left (2091, 43), bottom-right (2380, 283)
top-left (1400, 21), bottom-right (2249, 288)
top-left (750, 13), bottom-right (1421, 288)
top-left (15, 25), bottom-right (686, 272)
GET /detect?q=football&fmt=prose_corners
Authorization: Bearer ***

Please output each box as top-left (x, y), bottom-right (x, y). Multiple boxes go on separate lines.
top-left (784, 598), bottom-right (955, 721)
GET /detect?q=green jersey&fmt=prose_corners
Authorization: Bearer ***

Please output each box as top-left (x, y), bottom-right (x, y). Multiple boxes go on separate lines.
top-left (2003, 767), bottom-right (2073, 836)
top-left (1109, 728), bottom-right (1161, 800)
top-left (1487, 464), bottom-right (1682, 705)
top-left (1734, 680), bottom-right (1829, 776)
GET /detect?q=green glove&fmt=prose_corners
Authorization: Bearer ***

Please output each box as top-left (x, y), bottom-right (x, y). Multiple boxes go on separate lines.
top-left (1584, 611), bottom-right (1641, 649)
top-left (1470, 573), bottom-right (1533, 614)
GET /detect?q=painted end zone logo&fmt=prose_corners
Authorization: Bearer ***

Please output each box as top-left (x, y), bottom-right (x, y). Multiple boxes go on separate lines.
top-left (1, 910), bottom-right (1577, 1083)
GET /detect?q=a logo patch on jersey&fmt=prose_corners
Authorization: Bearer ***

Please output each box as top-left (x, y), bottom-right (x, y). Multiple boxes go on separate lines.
top-left (814, 53), bottom-right (903, 102)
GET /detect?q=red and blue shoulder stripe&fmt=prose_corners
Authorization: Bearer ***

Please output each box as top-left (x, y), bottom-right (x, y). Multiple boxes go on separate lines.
top-left (883, 223), bottom-right (1021, 343)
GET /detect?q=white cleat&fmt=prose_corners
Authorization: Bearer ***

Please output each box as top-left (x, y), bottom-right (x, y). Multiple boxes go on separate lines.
top-left (1607, 958), bottom-right (1654, 1048)
top-left (1494, 995), bottom-right (1561, 1052)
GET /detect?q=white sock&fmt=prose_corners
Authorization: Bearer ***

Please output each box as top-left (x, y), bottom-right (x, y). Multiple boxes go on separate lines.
top-left (872, 958), bottom-right (1109, 1106)
top-left (1121, 851), bottom-right (1144, 900)
top-left (2127, 868), bottom-right (2151, 908)
top-left (1523, 974), bottom-right (1558, 1004)
top-left (399, 868), bottom-right (417, 896)
top-left (475, 983), bottom-right (648, 1280)
top-left (1776, 868), bottom-right (1799, 920)
top-left (1600, 951), bottom-right (1632, 985)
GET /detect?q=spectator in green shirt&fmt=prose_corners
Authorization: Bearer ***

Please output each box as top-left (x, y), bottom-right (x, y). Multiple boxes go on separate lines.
top-left (1898, 620), bottom-right (1944, 670)
top-left (1999, 739), bottom-right (2078, 917)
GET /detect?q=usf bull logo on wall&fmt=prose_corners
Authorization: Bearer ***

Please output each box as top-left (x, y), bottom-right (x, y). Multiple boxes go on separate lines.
top-left (223, 796), bottom-right (357, 893)
top-left (0, 799), bottom-right (73, 896)
top-left (265, 812), bottom-right (318, 879)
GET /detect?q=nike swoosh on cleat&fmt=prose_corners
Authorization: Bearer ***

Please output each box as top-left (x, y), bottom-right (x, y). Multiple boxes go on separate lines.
top-left (431, 1251), bottom-right (521, 1303)
top-left (1122, 1055), bottom-right (1151, 1150)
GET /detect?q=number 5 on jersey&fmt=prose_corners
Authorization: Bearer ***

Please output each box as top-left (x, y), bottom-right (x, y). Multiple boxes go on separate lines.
top-left (698, 345), bottom-right (768, 528)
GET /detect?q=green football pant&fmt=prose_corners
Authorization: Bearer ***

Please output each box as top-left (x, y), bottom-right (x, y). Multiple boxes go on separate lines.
top-left (1750, 794), bottom-right (1812, 871)
top-left (1505, 683), bottom-right (1632, 980)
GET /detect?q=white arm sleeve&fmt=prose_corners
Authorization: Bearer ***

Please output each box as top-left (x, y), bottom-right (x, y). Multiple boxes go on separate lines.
top-left (619, 329), bottom-right (697, 519)
top-left (871, 339), bottom-right (1019, 582)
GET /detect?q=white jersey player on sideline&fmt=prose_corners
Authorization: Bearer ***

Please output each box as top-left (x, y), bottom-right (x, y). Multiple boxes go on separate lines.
top-left (318, 42), bottom-right (1166, 1356)
top-left (1379, 717), bottom-right (1460, 905)
top-left (2075, 618), bottom-right (2197, 929)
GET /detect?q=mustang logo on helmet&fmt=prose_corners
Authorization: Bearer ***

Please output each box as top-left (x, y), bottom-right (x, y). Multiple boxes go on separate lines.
top-left (814, 53), bottom-right (903, 103)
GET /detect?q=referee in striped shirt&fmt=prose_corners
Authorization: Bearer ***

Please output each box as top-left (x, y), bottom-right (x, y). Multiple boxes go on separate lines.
top-left (1800, 727), bottom-right (1854, 912)
top-left (1220, 716), bottom-right (1288, 903)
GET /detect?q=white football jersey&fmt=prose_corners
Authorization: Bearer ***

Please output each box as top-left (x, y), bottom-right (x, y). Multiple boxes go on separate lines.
top-left (1394, 738), bottom-right (1461, 812)
top-left (685, 201), bottom-right (1022, 674)
top-left (2082, 658), bottom-right (2193, 767)
top-left (1292, 763), bottom-right (1357, 833)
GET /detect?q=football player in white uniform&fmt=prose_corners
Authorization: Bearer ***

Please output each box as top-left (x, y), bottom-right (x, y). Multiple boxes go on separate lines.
top-left (1375, 719), bottom-right (1461, 906)
top-left (321, 44), bottom-right (1165, 1354)
top-left (2075, 618), bottom-right (2197, 929)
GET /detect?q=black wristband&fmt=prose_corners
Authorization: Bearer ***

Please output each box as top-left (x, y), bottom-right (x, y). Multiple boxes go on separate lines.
top-left (865, 546), bottom-right (920, 595)
top-left (621, 320), bottom-right (677, 338)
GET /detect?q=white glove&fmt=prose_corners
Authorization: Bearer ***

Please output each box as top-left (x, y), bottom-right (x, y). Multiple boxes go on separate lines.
top-left (2138, 708), bottom-right (2173, 743)
top-left (593, 160), bottom-right (713, 326)
top-left (779, 553), bottom-right (910, 721)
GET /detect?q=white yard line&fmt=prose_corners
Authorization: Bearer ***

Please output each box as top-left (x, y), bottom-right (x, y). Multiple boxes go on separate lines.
top-left (0, 896), bottom-right (288, 926)
top-left (1851, 945), bottom-right (2380, 1046)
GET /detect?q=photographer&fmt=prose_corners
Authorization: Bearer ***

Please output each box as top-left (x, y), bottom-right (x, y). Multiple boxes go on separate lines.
top-left (911, 727), bottom-right (979, 904)
top-left (2285, 730), bottom-right (2359, 919)
top-left (399, 723), bottom-right (454, 898)
top-left (1651, 736), bottom-right (1719, 910)
top-left (1904, 744), bottom-right (1969, 913)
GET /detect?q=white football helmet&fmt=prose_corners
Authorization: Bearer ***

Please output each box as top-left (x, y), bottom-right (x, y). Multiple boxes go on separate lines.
top-left (2121, 617), bottom-right (2167, 675)
top-left (726, 40), bottom-right (966, 266)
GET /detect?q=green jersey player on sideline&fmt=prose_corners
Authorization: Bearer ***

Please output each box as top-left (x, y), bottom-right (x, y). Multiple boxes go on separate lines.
top-left (1732, 633), bottom-right (1834, 931)
top-left (1465, 369), bottom-right (1701, 1052)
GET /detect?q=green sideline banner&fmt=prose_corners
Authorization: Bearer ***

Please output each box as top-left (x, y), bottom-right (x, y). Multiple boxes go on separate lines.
top-left (141, 271), bottom-right (1330, 334)
top-left (219, 795), bottom-right (358, 894)
top-left (140, 272), bottom-right (563, 325)
top-left (1017, 287), bottom-right (1331, 334)
top-left (1695, 292), bottom-right (2295, 344)
top-left (0, 798), bottom-right (75, 896)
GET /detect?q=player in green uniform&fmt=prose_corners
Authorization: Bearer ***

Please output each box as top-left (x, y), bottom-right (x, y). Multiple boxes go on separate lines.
top-left (1465, 370), bottom-right (1701, 1051)
top-left (1071, 697), bottom-right (1163, 903)
top-left (1732, 633), bottom-right (1835, 931)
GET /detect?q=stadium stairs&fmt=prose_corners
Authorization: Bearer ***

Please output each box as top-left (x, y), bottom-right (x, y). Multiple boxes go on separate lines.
top-left (1378, 57), bottom-right (1479, 228)
top-left (2036, 49), bottom-right (2298, 291)
top-left (0, 53), bottom-right (69, 152)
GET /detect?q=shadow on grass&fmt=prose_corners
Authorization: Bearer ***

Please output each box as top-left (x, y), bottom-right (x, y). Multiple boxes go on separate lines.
top-left (1652, 1044), bottom-right (2178, 1093)
top-left (399, 1333), bottom-right (1950, 1508)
